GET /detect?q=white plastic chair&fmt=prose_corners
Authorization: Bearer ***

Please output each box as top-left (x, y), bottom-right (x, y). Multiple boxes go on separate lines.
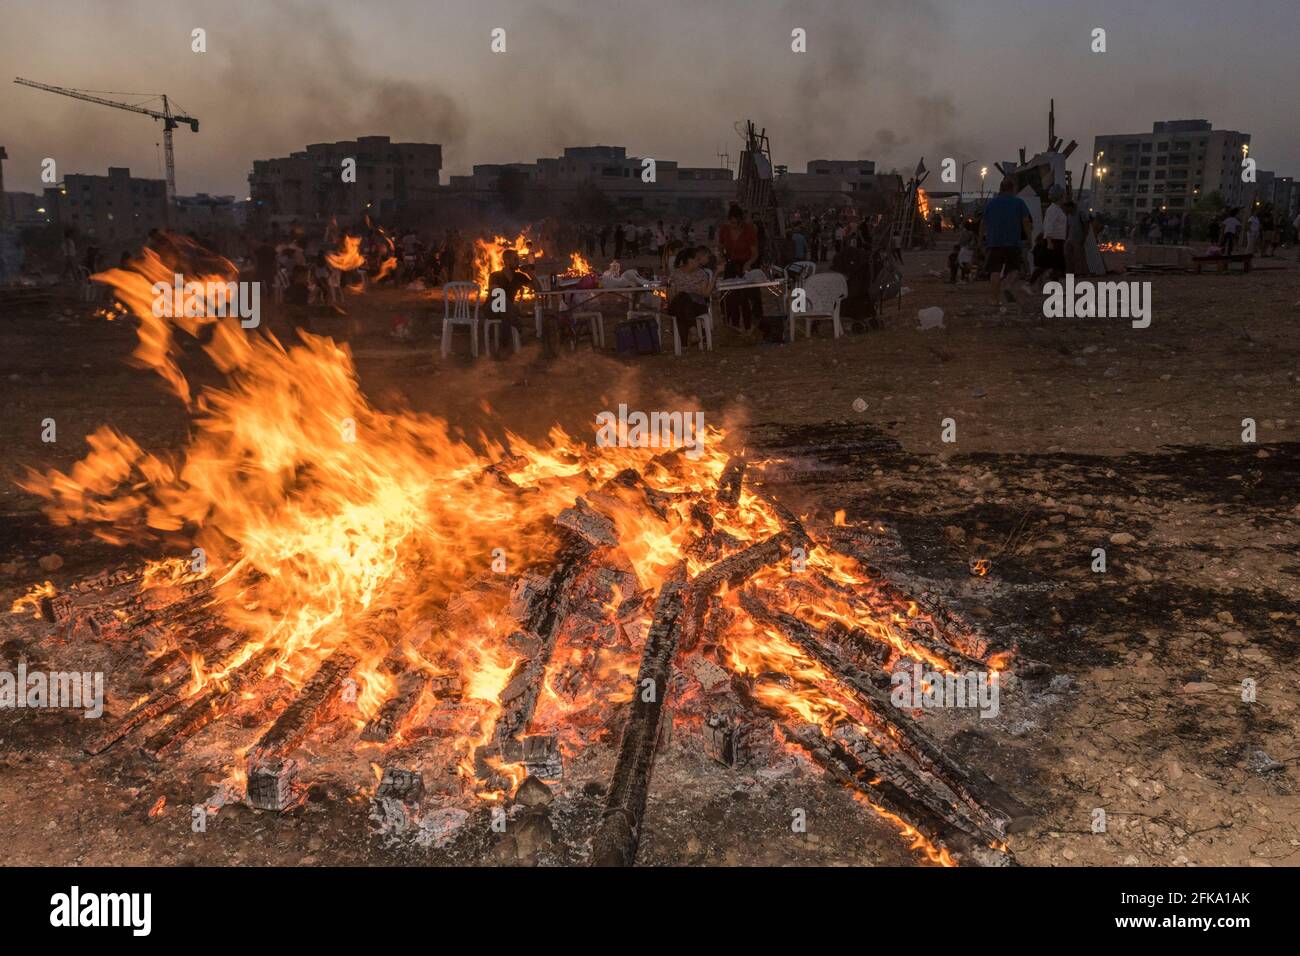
top-left (574, 308), bottom-right (606, 348)
top-left (783, 261), bottom-right (815, 317)
top-left (790, 272), bottom-right (848, 341)
top-left (483, 317), bottom-right (522, 356)
top-left (441, 281), bottom-right (481, 358)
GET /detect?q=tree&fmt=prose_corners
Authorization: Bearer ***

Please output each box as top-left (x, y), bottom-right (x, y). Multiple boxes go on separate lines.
top-left (1187, 190), bottom-right (1225, 241)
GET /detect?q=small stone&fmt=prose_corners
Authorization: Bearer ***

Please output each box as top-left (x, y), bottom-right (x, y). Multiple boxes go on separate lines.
top-left (513, 811), bottom-right (554, 858)
top-left (38, 553), bottom-right (64, 572)
top-left (513, 775), bottom-right (553, 808)
top-left (1108, 532), bottom-right (1135, 545)
top-left (1181, 681), bottom-right (1217, 693)
top-left (1245, 750), bottom-right (1284, 775)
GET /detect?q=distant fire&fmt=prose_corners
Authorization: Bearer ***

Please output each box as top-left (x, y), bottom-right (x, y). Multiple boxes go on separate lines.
top-left (916, 188), bottom-right (931, 222)
top-left (564, 251), bottom-right (594, 277)
top-left (1099, 241), bottom-right (1127, 253)
top-left (326, 235), bottom-right (364, 272)
top-left (473, 233), bottom-right (540, 291)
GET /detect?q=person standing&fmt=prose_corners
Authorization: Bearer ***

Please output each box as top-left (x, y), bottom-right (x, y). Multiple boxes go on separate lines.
top-left (1221, 210), bottom-right (1241, 255)
top-left (718, 204), bottom-right (760, 330)
top-left (614, 223), bottom-right (625, 260)
top-left (652, 220), bottom-right (667, 259)
top-left (1246, 210), bottom-right (1262, 255)
top-left (1063, 199), bottom-right (1088, 276)
top-left (791, 223), bottom-right (808, 262)
top-left (980, 177), bottom-right (1033, 309)
top-left (1037, 185), bottom-right (1068, 287)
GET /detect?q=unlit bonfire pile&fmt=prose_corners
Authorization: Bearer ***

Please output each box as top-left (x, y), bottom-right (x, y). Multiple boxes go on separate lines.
top-left (21, 454), bottom-right (1030, 867)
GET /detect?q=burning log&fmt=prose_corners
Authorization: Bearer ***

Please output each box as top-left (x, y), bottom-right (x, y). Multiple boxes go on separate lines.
top-left (356, 620), bottom-right (442, 744)
top-left (480, 515), bottom-right (611, 768)
top-left (142, 646), bottom-right (278, 758)
top-left (85, 677), bottom-right (188, 755)
top-left (775, 719), bottom-right (994, 864)
top-left (680, 532), bottom-right (793, 651)
top-left (738, 590), bottom-right (1031, 840)
top-left (246, 650), bottom-right (359, 765)
top-left (816, 567), bottom-right (994, 664)
top-left (245, 650), bottom-right (359, 811)
top-left (587, 526), bottom-right (802, 859)
top-left (555, 498), bottom-right (619, 549)
top-left (360, 671), bottom-right (429, 743)
top-left (590, 563), bottom-right (688, 867)
top-left (716, 456), bottom-right (747, 505)
top-left (247, 758), bottom-right (298, 812)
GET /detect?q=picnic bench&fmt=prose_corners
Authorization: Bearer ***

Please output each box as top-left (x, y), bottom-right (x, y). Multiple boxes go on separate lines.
top-left (1191, 253), bottom-right (1253, 274)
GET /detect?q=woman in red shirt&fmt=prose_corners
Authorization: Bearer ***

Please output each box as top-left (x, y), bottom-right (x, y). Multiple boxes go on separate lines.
top-left (718, 204), bottom-right (760, 330)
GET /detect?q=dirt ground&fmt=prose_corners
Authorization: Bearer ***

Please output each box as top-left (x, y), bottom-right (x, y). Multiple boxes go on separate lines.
top-left (1, 243), bottom-right (1297, 866)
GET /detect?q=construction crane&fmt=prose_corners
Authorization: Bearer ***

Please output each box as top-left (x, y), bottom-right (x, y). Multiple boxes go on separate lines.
top-left (13, 76), bottom-right (198, 203)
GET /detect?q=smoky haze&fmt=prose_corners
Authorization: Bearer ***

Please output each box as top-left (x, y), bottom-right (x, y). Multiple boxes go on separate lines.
top-left (0, 0), bottom-right (1295, 196)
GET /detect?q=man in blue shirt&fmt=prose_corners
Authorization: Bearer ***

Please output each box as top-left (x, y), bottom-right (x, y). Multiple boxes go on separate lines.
top-left (981, 177), bottom-right (1033, 307)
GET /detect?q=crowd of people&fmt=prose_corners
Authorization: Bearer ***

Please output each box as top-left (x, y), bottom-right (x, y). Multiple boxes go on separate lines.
top-left (50, 185), bottom-right (1300, 350)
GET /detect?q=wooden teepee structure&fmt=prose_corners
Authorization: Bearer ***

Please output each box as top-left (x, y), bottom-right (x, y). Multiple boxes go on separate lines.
top-left (735, 120), bottom-right (783, 264)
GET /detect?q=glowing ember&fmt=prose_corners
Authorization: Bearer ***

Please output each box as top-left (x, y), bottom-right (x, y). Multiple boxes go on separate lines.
top-left (1098, 241), bottom-right (1127, 253)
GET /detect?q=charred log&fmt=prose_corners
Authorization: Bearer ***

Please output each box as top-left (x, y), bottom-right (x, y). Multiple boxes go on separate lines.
top-left (590, 563), bottom-right (688, 867)
top-left (360, 671), bottom-right (429, 743)
top-left (246, 650), bottom-right (359, 765)
top-left (739, 589), bottom-right (1031, 839)
top-left (716, 456), bottom-right (747, 505)
top-left (142, 646), bottom-right (278, 758)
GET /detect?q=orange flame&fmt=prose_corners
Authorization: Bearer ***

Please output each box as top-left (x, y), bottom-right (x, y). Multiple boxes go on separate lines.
top-left (326, 235), bottom-right (364, 272)
top-left (473, 233), bottom-right (539, 291)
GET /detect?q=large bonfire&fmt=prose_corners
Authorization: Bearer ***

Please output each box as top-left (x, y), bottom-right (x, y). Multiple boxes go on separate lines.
top-left (16, 237), bottom-right (1014, 865)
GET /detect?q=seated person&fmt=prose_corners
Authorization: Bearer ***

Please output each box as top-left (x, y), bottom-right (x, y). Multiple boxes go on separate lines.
top-left (486, 248), bottom-right (538, 353)
top-left (666, 245), bottom-right (715, 346)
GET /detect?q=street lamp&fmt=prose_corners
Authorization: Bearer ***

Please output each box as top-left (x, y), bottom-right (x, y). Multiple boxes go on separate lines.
top-left (979, 166), bottom-right (988, 200)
